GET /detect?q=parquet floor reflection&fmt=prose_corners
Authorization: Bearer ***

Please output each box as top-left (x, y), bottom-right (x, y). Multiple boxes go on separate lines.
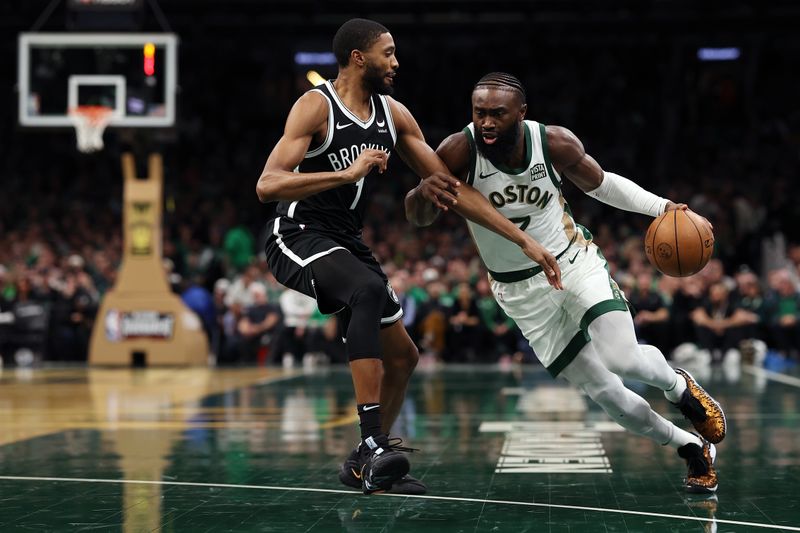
top-left (0, 362), bottom-right (798, 532)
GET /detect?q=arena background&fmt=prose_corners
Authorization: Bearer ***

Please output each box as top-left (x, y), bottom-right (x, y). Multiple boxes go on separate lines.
top-left (0, 1), bottom-right (799, 531)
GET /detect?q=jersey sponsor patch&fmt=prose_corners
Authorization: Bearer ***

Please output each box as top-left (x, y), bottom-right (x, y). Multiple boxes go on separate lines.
top-left (530, 163), bottom-right (547, 182)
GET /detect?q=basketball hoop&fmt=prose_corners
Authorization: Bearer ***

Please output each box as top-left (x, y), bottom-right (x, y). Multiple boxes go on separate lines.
top-left (68, 105), bottom-right (114, 153)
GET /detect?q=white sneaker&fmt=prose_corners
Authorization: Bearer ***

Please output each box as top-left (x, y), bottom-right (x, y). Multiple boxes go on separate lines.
top-left (282, 353), bottom-right (295, 369)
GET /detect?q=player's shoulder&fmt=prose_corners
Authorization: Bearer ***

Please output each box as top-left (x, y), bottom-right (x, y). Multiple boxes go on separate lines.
top-left (543, 124), bottom-right (584, 160)
top-left (438, 130), bottom-right (470, 152)
top-left (384, 95), bottom-right (412, 122)
top-left (295, 89), bottom-right (330, 114)
top-left (544, 124), bottom-right (580, 146)
top-left (435, 130), bottom-right (471, 175)
top-left (284, 90), bottom-right (330, 132)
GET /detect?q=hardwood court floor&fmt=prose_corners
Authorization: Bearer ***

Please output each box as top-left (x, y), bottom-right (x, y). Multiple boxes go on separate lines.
top-left (0, 362), bottom-right (798, 532)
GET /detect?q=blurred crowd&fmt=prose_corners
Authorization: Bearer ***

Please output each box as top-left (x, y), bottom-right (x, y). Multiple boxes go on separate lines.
top-left (1, 10), bottom-right (799, 367)
top-left (3, 202), bottom-right (800, 370)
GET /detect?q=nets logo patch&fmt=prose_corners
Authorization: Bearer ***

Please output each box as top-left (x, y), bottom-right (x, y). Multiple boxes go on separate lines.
top-left (386, 281), bottom-right (400, 304)
top-left (530, 163), bottom-right (547, 182)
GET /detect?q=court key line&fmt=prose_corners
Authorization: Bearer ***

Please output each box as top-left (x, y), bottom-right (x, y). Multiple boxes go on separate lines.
top-left (0, 475), bottom-right (798, 531)
top-left (743, 364), bottom-right (800, 388)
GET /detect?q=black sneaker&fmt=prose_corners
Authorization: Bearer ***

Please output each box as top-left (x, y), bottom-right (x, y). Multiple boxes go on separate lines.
top-left (338, 436), bottom-right (425, 494)
top-left (677, 436), bottom-right (718, 494)
top-left (672, 368), bottom-right (727, 444)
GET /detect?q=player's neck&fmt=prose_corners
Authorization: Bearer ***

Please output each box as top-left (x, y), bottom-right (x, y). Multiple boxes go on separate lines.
top-left (490, 138), bottom-right (526, 169)
top-left (332, 73), bottom-right (372, 120)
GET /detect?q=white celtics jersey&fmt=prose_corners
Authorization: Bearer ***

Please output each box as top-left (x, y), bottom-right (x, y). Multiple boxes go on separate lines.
top-left (464, 120), bottom-right (592, 274)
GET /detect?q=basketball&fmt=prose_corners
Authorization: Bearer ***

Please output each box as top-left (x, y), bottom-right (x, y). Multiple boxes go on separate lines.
top-left (644, 209), bottom-right (714, 277)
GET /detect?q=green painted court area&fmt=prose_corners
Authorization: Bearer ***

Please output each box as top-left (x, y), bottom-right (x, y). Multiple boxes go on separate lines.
top-left (0, 363), bottom-right (798, 532)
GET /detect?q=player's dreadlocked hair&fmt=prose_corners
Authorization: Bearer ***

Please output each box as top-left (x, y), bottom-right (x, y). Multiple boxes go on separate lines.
top-left (474, 72), bottom-right (527, 103)
top-left (332, 18), bottom-right (390, 67)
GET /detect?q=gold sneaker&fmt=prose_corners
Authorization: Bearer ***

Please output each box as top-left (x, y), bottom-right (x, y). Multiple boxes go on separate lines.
top-left (678, 437), bottom-right (718, 493)
top-left (673, 368), bottom-right (727, 444)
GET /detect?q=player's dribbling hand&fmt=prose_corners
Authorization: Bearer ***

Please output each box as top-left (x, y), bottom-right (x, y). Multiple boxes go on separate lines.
top-left (344, 149), bottom-right (389, 182)
top-left (664, 202), bottom-right (688, 212)
top-left (521, 239), bottom-right (563, 290)
top-left (418, 172), bottom-right (461, 211)
top-left (665, 202), bottom-right (714, 230)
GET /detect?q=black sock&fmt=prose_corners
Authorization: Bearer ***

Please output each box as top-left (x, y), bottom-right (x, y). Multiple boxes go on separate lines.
top-left (357, 403), bottom-right (382, 440)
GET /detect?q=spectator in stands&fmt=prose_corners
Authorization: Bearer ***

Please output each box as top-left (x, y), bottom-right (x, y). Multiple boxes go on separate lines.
top-left (211, 278), bottom-right (230, 360)
top-left (236, 283), bottom-right (282, 364)
top-left (276, 289), bottom-right (317, 368)
top-left (691, 281), bottom-right (756, 363)
top-left (223, 223), bottom-right (255, 275)
top-left (475, 277), bottom-right (519, 363)
top-left (224, 264), bottom-right (261, 309)
top-left (630, 269), bottom-right (670, 350)
top-left (181, 275), bottom-right (215, 341)
top-left (417, 277), bottom-right (449, 362)
top-left (765, 269), bottom-right (800, 359)
top-left (446, 282), bottom-right (481, 362)
top-left (733, 269), bottom-right (768, 365)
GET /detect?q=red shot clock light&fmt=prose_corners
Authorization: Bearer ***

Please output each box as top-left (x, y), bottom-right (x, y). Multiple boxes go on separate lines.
top-left (143, 42), bottom-right (155, 76)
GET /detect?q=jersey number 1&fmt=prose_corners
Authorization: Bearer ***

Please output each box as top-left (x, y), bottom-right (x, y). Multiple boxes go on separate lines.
top-left (349, 177), bottom-right (365, 210)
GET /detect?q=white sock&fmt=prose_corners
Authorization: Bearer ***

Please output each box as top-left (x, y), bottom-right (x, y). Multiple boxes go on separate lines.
top-left (667, 427), bottom-right (702, 449)
top-left (663, 372), bottom-right (687, 403)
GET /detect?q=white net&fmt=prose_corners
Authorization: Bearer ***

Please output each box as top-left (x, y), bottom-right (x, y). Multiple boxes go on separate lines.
top-left (68, 106), bottom-right (114, 153)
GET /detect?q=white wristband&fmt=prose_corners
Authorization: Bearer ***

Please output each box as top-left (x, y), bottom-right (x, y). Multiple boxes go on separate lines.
top-left (586, 172), bottom-right (669, 217)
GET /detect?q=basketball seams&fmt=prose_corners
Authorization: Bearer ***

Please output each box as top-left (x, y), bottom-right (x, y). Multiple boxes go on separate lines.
top-left (685, 210), bottom-right (706, 272)
top-left (650, 212), bottom-right (668, 274)
top-left (673, 210), bottom-right (683, 276)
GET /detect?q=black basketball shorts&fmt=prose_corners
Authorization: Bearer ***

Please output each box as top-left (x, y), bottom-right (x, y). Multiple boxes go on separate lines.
top-left (264, 216), bottom-right (402, 329)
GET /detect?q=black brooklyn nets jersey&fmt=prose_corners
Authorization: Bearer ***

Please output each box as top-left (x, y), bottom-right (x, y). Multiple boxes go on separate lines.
top-left (275, 80), bottom-right (397, 236)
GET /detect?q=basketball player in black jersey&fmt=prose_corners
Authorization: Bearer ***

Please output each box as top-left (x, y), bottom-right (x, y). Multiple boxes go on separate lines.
top-left (257, 21), bottom-right (563, 495)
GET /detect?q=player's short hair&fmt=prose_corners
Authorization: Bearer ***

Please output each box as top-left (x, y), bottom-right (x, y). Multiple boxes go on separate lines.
top-left (474, 72), bottom-right (527, 103)
top-left (332, 18), bottom-right (390, 67)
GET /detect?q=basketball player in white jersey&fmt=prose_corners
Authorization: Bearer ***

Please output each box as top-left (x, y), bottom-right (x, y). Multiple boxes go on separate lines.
top-left (257, 22), bottom-right (563, 494)
top-left (405, 72), bottom-right (725, 493)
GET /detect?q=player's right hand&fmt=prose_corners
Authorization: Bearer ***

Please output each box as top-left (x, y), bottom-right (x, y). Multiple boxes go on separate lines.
top-left (418, 172), bottom-right (461, 211)
top-left (521, 239), bottom-right (563, 290)
top-left (343, 149), bottom-right (389, 182)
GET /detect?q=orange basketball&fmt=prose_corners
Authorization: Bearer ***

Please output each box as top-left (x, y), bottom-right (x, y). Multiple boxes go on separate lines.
top-left (644, 209), bottom-right (714, 277)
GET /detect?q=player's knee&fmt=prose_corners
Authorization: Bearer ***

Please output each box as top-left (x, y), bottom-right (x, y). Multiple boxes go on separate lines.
top-left (589, 385), bottom-right (621, 412)
top-left (603, 347), bottom-right (640, 377)
top-left (385, 341), bottom-right (419, 376)
top-left (351, 275), bottom-right (387, 308)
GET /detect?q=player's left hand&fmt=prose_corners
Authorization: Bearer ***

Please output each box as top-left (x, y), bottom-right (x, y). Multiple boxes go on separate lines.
top-left (665, 202), bottom-right (714, 230)
top-left (418, 172), bottom-right (461, 211)
top-left (664, 201), bottom-right (688, 211)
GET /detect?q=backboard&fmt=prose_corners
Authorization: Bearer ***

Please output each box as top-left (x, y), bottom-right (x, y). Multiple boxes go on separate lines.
top-left (18, 33), bottom-right (177, 128)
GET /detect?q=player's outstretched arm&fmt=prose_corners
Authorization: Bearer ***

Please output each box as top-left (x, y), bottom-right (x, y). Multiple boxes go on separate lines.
top-left (256, 92), bottom-right (388, 203)
top-left (547, 126), bottom-right (685, 216)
